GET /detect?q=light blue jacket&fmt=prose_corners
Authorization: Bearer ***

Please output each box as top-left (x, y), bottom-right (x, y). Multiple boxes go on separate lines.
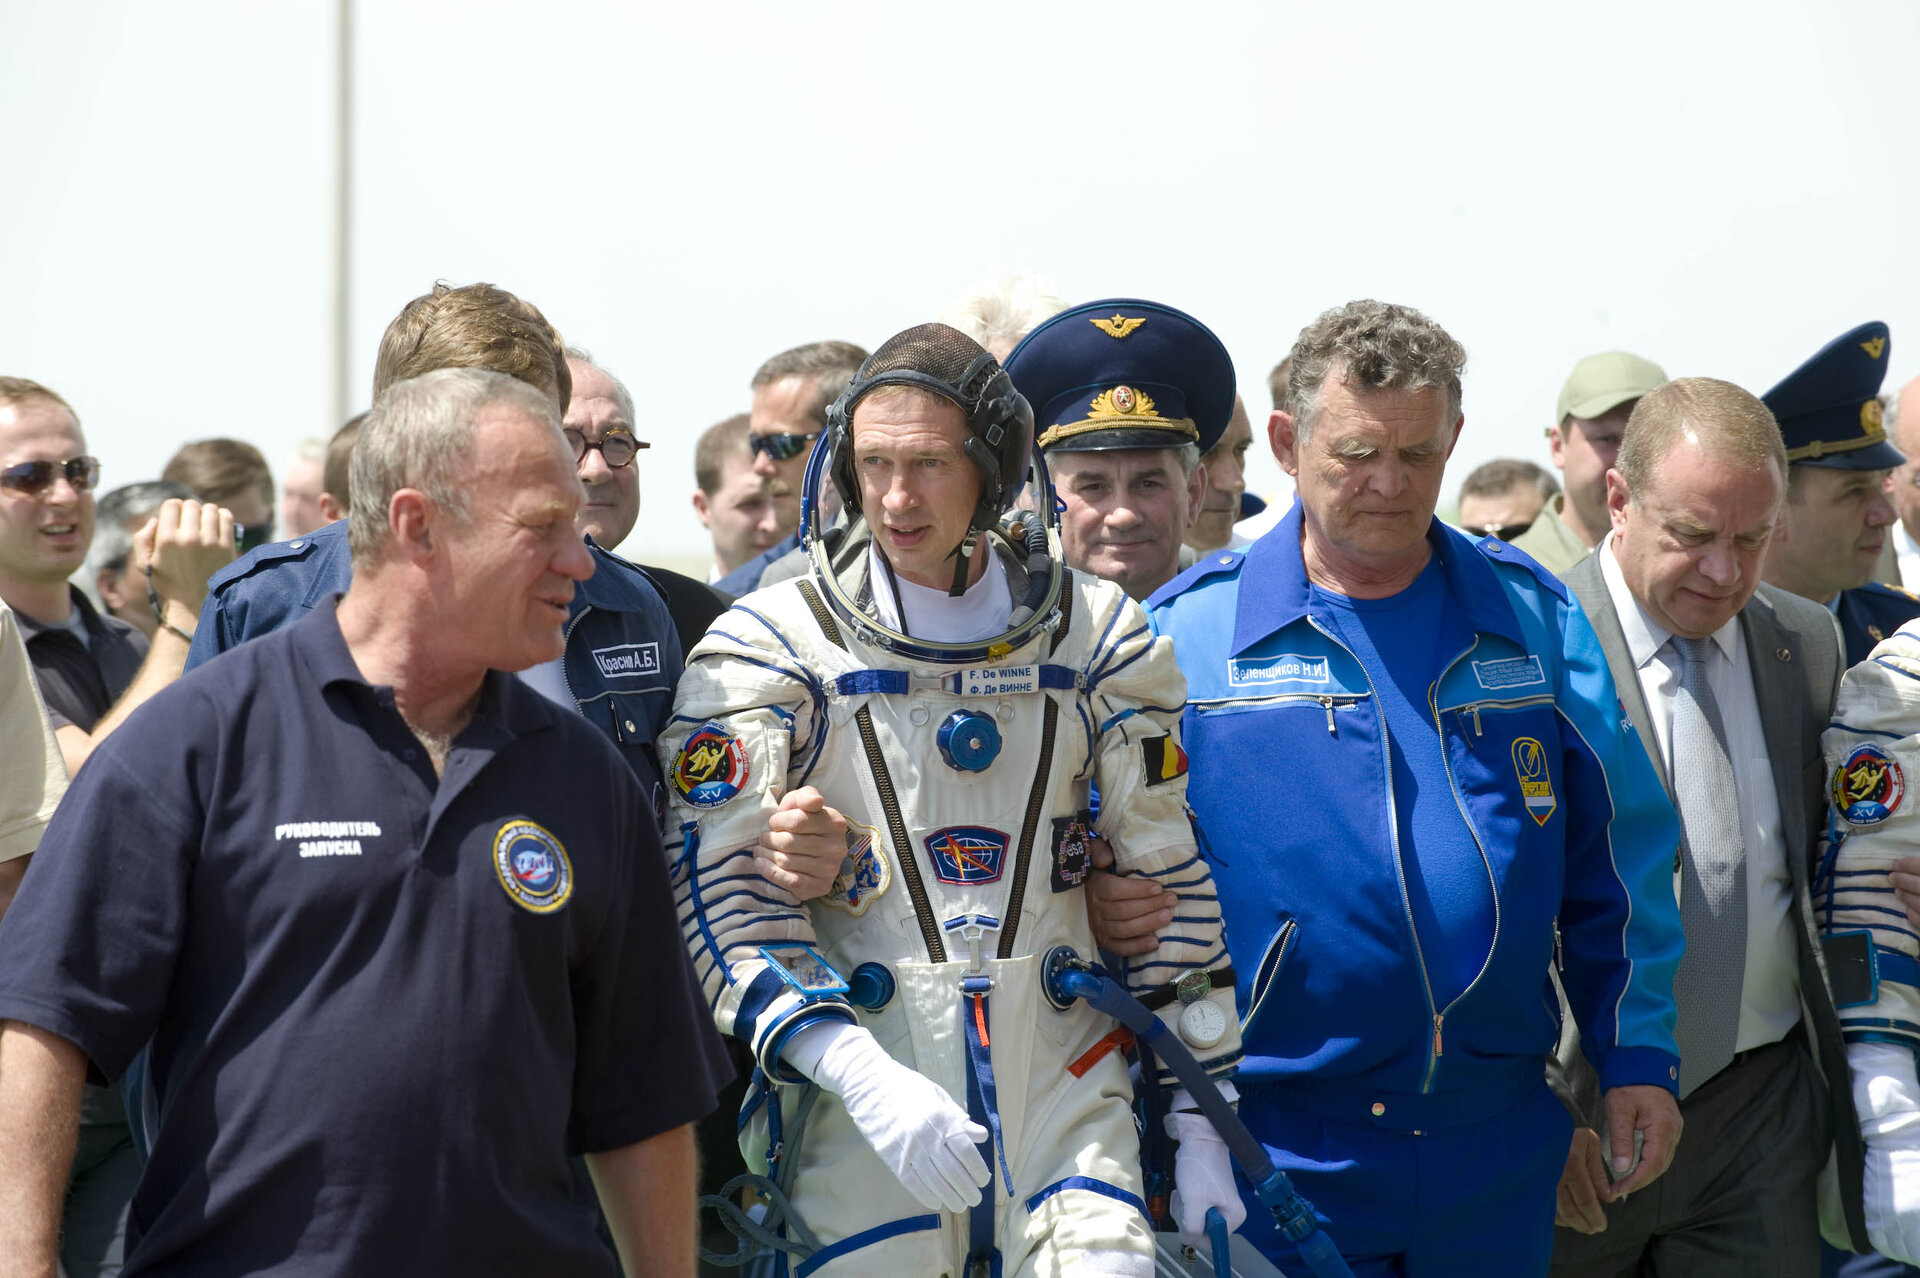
top-left (1149, 506), bottom-right (1683, 1128)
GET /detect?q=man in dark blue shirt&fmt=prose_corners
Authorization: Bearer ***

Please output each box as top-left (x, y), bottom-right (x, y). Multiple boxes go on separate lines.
top-left (0, 370), bottom-right (729, 1275)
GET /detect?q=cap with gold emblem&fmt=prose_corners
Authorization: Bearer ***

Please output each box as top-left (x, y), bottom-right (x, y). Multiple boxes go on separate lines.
top-left (1004, 298), bottom-right (1235, 455)
top-left (1763, 321), bottom-right (1900, 470)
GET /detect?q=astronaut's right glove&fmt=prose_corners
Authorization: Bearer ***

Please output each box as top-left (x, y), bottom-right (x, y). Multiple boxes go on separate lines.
top-left (1851, 1041), bottom-right (1920, 1264)
top-left (782, 1020), bottom-right (992, 1214)
top-left (1165, 1082), bottom-right (1246, 1237)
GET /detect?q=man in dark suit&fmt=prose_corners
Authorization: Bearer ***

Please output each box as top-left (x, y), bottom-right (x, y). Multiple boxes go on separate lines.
top-left (1547, 376), bottom-right (1870, 1273)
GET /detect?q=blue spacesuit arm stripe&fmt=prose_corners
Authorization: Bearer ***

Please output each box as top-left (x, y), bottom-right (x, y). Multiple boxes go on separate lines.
top-left (699, 885), bottom-right (800, 913)
top-left (729, 604), bottom-right (804, 661)
top-left (698, 907), bottom-right (810, 934)
top-left (793, 1215), bottom-right (943, 1276)
top-left (1091, 628), bottom-right (1153, 686)
top-left (1022, 1175), bottom-right (1149, 1220)
top-left (1087, 604), bottom-right (1127, 674)
top-left (1127, 944), bottom-right (1230, 978)
top-left (1831, 718), bottom-right (1904, 740)
top-left (678, 823), bottom-right (740, 990)
top-left (733, 967), bottom-right (788, 1043)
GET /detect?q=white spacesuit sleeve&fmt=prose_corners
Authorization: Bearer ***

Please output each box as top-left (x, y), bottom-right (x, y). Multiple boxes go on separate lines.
top-left (1823, 624), bottom-right (1920, 1260)
top-left (661, 601), bottom-right (856, 1079)
top-left (1082, 584), bottom-right (1242, 1083)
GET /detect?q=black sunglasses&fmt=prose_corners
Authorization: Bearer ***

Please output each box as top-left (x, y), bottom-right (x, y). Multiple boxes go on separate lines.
top-left (749, 431), bottom-right (819, 462)
top-left (1464, 521), bottom-right (1534, 542)
top-left (235, 520), bottom-right (276, 554)
top-left (0, 456), bottom-right (101, 496)
top-left (565, 427), bottom-right (646, 469)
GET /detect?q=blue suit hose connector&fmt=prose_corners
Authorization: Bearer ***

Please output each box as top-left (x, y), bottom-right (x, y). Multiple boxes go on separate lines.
top-left (1148, 503), bottom-right (1683, 1275)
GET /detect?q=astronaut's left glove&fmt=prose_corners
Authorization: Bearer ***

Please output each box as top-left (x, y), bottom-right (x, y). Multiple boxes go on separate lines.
top-left (1852, 1041), bottom-right (1920, 1264)
top-left (1165, 1084), bottom-right (1246, 1237)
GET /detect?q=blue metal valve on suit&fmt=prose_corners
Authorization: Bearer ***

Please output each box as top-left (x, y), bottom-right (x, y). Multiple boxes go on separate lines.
top-left (937, 709), bottom-right (1002, 772)
top-left (848, 962), bottom-right (896, 1011)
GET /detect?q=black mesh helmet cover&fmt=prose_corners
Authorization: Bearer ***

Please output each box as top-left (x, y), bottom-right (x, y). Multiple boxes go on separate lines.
top-left (825, 323), bottom-right (1035, 537)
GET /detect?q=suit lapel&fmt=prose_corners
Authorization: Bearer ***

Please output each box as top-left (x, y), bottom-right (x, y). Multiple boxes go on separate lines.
top-left (1565, 554), bottom-right (1672, 797)
top-left (1740, 591), bottom-right (1811, 890)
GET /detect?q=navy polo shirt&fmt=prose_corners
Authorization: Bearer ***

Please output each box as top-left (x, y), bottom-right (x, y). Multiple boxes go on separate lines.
top-left (0, 601), bottom-right (729, 1276)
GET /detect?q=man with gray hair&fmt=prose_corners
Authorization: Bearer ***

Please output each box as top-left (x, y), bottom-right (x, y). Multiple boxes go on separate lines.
top-left (1004, 298), bottom-right (1228, 602)
top-left (936, 268), bottom-right (1067, 360)
top-left (85, 480), bottom-right (193, 638)
top-left (0, 368), bottom-right (730, 1274)
top-left (716, 339), bottom-right (868, 596)
top-left (1095, 300), bottom-right (1686, 1272)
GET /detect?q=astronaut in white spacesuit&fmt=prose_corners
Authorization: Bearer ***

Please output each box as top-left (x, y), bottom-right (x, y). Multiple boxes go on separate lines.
top-left (661, 323), bottom-right (1243, 1277)
top-left (1821, 617), bottom-right (1920, 1265)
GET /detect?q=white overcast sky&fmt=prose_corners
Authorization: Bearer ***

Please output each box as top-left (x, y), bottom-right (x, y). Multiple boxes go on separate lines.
top-left (6, 0), bottom-right (1918, 571)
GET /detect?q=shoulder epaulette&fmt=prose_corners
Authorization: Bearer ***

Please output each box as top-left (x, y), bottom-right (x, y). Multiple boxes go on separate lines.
top-left (1148, 548), bottom-right (1244, 609)
top-left (1473, 536), bottom-right (1570, 604)
top-left (206, 533), bottom-right (322, 592)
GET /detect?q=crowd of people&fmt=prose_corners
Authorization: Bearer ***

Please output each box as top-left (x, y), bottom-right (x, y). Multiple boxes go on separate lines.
top-left (1, 273), bottom-right (1920, 1278)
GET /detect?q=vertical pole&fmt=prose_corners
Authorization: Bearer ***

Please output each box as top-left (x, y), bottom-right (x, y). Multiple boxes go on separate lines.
top-left (329, 0), bottom-right (353, 430)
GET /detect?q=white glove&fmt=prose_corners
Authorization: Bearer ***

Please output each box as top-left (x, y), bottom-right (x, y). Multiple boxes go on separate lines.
top-left (782, 1020), bottom-right (991, 1214)
top-left (1851, 1041), bottom-right (1920, 1264)
top-left (1165, 1094), bottom-right (1246, 1237)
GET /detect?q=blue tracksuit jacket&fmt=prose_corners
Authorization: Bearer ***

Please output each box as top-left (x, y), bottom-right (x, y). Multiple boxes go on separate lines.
top-left (1148, 506), bottom-right (1683, 1130)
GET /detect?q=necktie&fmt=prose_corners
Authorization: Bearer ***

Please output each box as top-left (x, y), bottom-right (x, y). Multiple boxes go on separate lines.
top-left (1668, 634), bottom-right (1748, 1097)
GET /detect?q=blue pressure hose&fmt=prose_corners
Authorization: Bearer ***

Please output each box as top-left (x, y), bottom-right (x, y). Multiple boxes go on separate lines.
top-left (1047, 960), bottom-right (1355, 1278)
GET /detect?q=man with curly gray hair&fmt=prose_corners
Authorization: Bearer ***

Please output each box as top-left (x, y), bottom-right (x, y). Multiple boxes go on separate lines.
top-left (1096, 299), bottom-right (1687, 1272)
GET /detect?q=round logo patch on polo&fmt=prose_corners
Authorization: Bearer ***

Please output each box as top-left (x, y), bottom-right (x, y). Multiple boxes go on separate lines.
top-left (672, 721), bottom-right (750, 808)
top-left (493, 819), bottom-right (573, 914)
top-left (1832, 744), bottom-right (1905, 827)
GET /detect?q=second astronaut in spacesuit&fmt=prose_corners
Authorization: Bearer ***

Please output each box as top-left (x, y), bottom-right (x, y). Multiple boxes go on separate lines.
top-left (660, 323), bottom-right (1243, 1277)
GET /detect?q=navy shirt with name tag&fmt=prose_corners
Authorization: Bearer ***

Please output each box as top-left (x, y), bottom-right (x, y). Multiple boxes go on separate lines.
top-left (0, 601), bottom-right (729, 1277)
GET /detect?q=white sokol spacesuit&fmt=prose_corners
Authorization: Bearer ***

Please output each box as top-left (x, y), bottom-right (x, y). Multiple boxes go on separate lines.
top-left (663, 509), bottom-right (1242, 1276)
top-left (1821, 618), bottom-right (1920, 1264)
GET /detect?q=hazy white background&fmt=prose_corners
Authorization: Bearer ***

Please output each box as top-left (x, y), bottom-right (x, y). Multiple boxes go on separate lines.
top-left (6, 0), bottom-right (1917, 571)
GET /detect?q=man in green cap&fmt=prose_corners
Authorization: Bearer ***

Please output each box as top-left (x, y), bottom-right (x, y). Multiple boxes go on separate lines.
top-left (1512, 351), bottom-right (1668, 574)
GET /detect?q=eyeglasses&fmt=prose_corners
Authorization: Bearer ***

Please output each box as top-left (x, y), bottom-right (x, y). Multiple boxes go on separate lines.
top-left (235, 520), bottom-right (276, 554)
top-left (0, 456), bottom-right (101, 496)
top-left (565, 428), bottom-right (645, 469)
top-left (749, 431), bottom-right (819, 462)
top-left (1463, 521), bottom-right (1534, 542)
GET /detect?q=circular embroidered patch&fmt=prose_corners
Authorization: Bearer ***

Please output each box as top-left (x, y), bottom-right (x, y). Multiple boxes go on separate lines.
top-left (493, 819), bottom-right (573, 914)
top-left (823, 820), bottom-right (889, 917)
top-left (1832, 743), bottom-right (1906, 826)
top-left (672, 721), bottom-right (750, 809)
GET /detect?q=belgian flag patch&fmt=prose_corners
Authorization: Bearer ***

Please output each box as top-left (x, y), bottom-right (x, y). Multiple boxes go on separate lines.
top-left (1142, 735), bottom-right (1189, 786)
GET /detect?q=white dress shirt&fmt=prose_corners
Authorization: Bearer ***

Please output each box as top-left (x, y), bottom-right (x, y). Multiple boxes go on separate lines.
top-left (1600, 536), bottom-right (1801, 1052)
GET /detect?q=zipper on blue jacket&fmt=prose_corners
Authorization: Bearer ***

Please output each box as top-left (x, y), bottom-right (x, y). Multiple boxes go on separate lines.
top-left (560, 605), bottom-right (589, 716)
top-left (1424, 637), bottom-right (1515, 1093)
top-left (1304, 615), bottom-right (1444, 1091)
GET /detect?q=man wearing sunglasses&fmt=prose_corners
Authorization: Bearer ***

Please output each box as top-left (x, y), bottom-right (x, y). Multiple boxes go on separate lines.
top-left (715, 340), bottom-right (867, 597)
top-left (1454, 457), bottom-right (1558, 543)
top-left (0, 380), bottom-right (236, 780)
top-left (0, 375), bottom-right (237, 1278)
